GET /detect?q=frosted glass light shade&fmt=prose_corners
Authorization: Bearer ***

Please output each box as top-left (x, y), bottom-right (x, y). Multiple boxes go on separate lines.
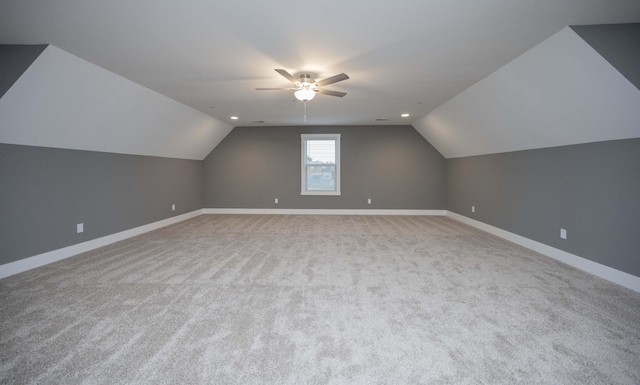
top-left (294, 89), bottom-right (316, 101)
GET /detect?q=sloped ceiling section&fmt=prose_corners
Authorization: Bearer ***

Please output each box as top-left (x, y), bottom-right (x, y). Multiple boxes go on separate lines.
top-left (413, 26), bottom-right (640, 159)
top-left (571, 23), bottom-right (640, 91)
top-left (0, 44), bottom-right (47, 99)
top-left (0, 45), bottom-right (233, 160)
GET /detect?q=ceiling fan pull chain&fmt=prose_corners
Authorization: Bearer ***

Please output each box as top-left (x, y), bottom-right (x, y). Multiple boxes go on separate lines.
top-left (304, 101), bottom-right (307, 123)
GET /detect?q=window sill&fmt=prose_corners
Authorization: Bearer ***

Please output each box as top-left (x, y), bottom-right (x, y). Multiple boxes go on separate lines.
top-left (301, 191), bottom-right (341, 196)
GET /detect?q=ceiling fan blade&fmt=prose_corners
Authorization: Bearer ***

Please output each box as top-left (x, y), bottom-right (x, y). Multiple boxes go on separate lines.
top-left (317, 89), bottom-right (347, 97)
top-left (274, 69), bottom-right (298, 83)
top-left (255, 87), bottom-right (296, 90)
top-left (316, 73), bottom-right (349, 87)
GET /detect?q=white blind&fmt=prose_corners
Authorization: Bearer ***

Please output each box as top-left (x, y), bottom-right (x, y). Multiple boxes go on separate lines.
top-left (306, 140), bottom-right (335, 164)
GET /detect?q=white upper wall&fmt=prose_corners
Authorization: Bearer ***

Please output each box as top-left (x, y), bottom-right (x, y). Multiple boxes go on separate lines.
top-left (0, 45), bottom-right (233, 160)
top-left (413, 27), bottom-right (640, 159)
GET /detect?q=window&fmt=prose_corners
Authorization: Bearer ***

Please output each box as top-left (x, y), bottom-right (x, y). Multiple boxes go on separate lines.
top-left (301, 134), bottom-right (340, 196)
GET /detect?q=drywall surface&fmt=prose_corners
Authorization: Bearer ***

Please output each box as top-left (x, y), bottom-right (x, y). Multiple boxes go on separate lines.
top-left (0, 44), bottom-right (47, 99)
top-left (446, 139), bottom-right (640, 277)
top-left (0, 143), bottom-right (203, 265)
top-left (0, 45), bottom-right (232, 160)
top-left (413, 27), bottom-right (640, 158)
top-left (203, 125), bottom-right (446, 209)
top-left (572, 23), bottom-right (640, 91)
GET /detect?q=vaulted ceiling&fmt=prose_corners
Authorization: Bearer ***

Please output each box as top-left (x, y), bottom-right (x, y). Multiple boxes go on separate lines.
top-left (1, 0), bottom-right (639, 160)
top-left (414, 26), bottom-right (640, 158)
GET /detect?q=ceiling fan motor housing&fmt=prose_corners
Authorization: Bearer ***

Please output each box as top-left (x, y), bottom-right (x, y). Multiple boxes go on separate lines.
top-left (298, 74), bottom-right (316, 87)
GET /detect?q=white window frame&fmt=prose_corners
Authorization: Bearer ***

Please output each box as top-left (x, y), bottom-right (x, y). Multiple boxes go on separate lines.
top-left (301, 134), bottom-right (341, 196)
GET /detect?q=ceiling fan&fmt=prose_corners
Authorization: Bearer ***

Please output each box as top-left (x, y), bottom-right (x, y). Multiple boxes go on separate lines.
top-left (256, 69), bottom-right (349, 101)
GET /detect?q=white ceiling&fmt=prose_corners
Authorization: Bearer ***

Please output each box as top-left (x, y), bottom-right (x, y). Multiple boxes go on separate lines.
top-left (414, 27), bottom-right (640, 158)
top-left (0, 45), bottom-right (232, 160)
top-left (2, 0), bottom-right (639, 128)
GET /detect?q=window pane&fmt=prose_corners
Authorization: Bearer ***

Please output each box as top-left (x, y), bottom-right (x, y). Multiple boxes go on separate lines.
top-left (306, 165), bottom-right (335, 190)
top-left (301, 134), bottom-right (340, 196)
top-left (306, 140), bottom-right (335, 164)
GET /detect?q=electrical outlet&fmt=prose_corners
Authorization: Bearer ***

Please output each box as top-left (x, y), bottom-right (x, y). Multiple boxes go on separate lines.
top-left (275, 198), bottom-right (278, 204)
top-left (77, 223), bottom-right (84, 233)
top-left (472, 206), bottom-right (475, 213)
top-left (367, 198), bottom-right (372, 204)
top-left (560, 228), bottom-right (567, 239)
top-left (172, 204), bottom-right (175, 211)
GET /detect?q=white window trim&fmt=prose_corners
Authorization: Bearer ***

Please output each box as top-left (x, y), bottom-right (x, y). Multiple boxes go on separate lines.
top-left (301, 134), bottom-right (341, 196)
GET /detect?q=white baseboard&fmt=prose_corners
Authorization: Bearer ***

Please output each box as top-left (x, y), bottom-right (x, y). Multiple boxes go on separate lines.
top-left (0, 209), bottom-right (203, 280)
top-left (203, 208), bottom-right (446, 216)
top-left (446, 211), bottom-right (640, 293)
top-left (8, 209), bottom-right (635, 293)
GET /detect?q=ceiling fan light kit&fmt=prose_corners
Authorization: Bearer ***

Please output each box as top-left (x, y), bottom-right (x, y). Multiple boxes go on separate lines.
top-left (294, 88), bottom-right (316, 101)
top-left (257, 69), bottom-right (349, 102)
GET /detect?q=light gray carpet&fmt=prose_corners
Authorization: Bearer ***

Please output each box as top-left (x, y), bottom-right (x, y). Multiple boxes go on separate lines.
top-left (1, 215), bottom-right (639, 384)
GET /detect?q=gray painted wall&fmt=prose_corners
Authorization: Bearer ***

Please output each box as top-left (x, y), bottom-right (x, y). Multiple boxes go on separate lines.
top-left (203, 125), bottom-right (446, 210)
top-left (0, 144), bottom-right (203, 265)
top-left (4, 129), bottom-right (638, 280)
top-left (446, 139), bottom-right (640, 277)
top-left (0, 44), bottom-right (48, 99)
top-left (572, 23), bottom-right (640, 91)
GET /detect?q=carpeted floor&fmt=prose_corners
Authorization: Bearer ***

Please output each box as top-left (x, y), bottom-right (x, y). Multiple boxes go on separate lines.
top-left (1, 214), bottom-right (639, 384)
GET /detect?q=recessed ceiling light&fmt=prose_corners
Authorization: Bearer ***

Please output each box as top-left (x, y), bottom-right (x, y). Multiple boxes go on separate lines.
top-left (401, 113), bottom-right (410, 118)
top-left (230, 116), bottom-right (239, 120)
